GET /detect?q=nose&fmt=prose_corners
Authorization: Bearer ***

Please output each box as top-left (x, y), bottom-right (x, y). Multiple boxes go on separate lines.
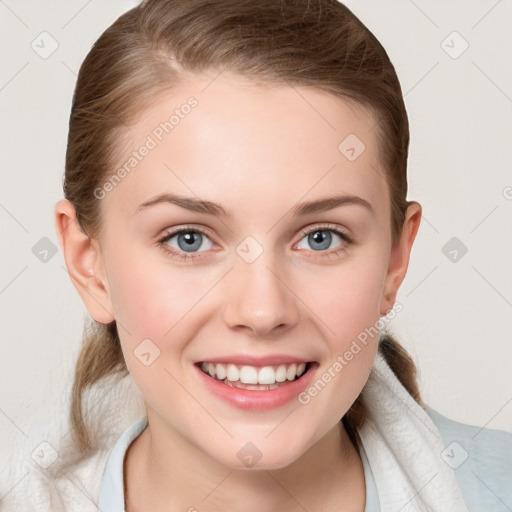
top-left (222, 253), bottom-right (300, 339)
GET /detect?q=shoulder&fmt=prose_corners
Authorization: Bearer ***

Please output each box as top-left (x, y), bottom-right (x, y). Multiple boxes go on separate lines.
top-left (1, 431), bottom-right (111, 512)
top-left (426, 405), bottom-right (512, 511)
top-left (2, 374), bottom-right (145, 512)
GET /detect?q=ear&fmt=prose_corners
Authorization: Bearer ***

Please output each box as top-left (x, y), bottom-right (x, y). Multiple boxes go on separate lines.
top-left (54, 199), bottom-right (115, 324)
top-left (380, 201), bottom-right (422, 315)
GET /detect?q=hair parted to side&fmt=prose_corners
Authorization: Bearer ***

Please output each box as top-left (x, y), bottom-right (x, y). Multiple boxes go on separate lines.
top-left (64, 0), bottom-right (422, 454)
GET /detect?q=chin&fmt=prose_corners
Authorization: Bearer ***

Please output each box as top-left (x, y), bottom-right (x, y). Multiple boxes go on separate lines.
top-left (205, 435), bottom-right (311, 471)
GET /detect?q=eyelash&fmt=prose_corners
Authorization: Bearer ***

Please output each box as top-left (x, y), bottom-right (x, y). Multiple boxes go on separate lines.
top-left (156, 224), bottom-right (353, 262)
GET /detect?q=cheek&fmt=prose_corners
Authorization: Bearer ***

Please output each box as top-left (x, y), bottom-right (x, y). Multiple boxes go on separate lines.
top-left (108, 254), bottom-right (219, 366)
top-left (300, 255), bottom-right (387, 349)
top-left (297, 307), bottom-right (379, 433)
top-left (107, 243), bottom-right (193, 333)
top-left (293, 253), bottom-right (386, 417)
top-left (109, 262), bottom-right (197, 402)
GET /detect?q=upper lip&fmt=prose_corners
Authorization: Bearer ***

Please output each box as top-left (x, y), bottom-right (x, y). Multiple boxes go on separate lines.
top-left (196, 354), bottom-right (314, 367)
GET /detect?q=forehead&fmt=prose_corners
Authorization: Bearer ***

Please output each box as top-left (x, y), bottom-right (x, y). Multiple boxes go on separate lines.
top-left (102, 72), bottom-right (389, 221)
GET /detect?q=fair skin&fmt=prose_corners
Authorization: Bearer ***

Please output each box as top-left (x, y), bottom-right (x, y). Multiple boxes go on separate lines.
top-left (55, 72), bottom-right (421, 511)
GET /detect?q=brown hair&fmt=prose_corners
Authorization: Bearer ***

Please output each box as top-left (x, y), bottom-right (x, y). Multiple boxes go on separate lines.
top-left (63, 0), bottom-right (422, 454)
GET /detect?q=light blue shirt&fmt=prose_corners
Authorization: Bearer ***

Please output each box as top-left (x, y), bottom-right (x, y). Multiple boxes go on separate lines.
top-left (97, 407), bottom-right (512, 511)
top-left (98, 416), bottom-right (148, 512)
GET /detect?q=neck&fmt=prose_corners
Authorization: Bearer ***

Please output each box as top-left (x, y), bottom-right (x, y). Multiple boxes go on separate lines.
top-left (124, 410), bottom-right (366, 512)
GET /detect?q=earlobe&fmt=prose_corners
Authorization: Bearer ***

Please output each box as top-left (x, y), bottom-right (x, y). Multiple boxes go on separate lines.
top-left (54, 199), bottom-right (115, 324)
top-left (379, 202), bottom-right (422, 316)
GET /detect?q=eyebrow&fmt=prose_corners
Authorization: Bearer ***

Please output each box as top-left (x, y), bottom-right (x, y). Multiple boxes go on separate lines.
top-left (136, 193), bottom-right (374, 217)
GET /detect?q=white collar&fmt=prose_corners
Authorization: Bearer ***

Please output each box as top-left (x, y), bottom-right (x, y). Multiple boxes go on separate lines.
top-left (97, 351), bottom-right (469, 512)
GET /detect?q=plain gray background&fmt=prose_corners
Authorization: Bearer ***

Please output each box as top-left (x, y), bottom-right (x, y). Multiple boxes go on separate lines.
top-left (1, 0), bottom-right (511, 496)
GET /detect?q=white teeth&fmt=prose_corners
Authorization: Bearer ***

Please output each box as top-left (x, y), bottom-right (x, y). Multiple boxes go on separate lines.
top-left (225, 381), bottom-right (280, 390)
top-left (239, 366), bottom-right (258, 384)
top-left (275, 365), bottom-right (287, 382)
top-left (258, 366), bottom-right (276, 385)
top-left (215, 363), bottom-right (226, 380)
top-left (226, 364), bottom-right (239, 382)
top-left (200, 361), bottom-right (309, 385)
top-left (286, 363), bottom-right (297, 381)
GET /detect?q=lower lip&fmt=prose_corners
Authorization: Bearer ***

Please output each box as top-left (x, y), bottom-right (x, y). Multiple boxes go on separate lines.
top-left (195, 363), bottom-right (318, 411)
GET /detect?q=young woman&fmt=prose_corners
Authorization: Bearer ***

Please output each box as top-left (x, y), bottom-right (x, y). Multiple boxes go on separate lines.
top-left (9, 0), bottom-right (511, 511)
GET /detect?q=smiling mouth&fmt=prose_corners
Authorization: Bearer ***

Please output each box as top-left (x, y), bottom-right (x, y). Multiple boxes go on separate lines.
top-left (198, 361), bottom-right (313, 390)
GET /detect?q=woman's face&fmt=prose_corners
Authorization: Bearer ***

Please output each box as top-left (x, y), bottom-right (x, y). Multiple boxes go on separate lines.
top-left (82, 72), bottom-right (416, 469)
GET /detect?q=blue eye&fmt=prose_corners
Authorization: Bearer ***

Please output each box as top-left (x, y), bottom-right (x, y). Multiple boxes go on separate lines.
top-left (296, 226), bottom-right (352, 254)
top-left (157, 224), bottom-right (352, 262)
top-left (157, 228), bottom-right (213, 261)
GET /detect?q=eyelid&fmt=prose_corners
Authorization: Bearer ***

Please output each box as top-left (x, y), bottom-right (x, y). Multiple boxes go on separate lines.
top-left (158, 222), bottom-right (353, 241)
top-left (156, 224), bottom-right (217, 261)
top-left (296, 222), bottom-right (353, 244)
top-left (158, 224), bottom-right (214, 242)
top-left (157, 222), bottom-right (353, 261)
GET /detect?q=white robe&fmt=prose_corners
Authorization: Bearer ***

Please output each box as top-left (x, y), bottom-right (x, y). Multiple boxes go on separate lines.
top-left (3, 351), bottom-right (511, 511)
